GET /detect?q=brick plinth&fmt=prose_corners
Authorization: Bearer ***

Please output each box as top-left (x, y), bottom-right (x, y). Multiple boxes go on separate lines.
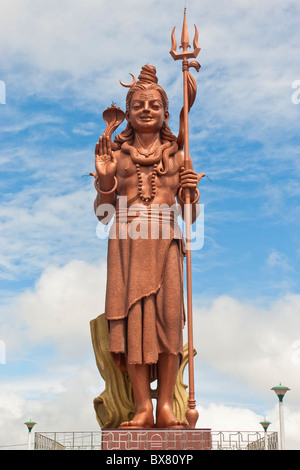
top-left (101, 429), bottom-right (212, 450)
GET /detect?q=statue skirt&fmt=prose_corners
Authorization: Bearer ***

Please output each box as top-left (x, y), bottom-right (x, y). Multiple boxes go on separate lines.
top-left (107, 238), bottom-right (185, 380)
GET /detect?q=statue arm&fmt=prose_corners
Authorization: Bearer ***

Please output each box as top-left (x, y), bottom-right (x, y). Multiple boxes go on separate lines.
top-left (94, 192), bottom-right (117, 224)
top-left (92, 137), bottom-right (118, 224)
top-left (176, 153), bottom-right (203, 224)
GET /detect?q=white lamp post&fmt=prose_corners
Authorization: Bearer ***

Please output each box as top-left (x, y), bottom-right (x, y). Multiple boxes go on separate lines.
top-left (24, 420), bottom-right (37, 450)
top-left (260, 419), bottom-right (271, 450)
top-left (271, 384), bottom-right (290, 450)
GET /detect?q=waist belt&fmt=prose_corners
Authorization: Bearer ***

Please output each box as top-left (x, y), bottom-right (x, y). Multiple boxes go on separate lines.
top-left (115, 205), bottom-right (178, 224)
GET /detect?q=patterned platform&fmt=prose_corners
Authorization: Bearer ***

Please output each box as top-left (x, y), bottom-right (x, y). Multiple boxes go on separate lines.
top-left (101, 429), bottom-right (212, 450)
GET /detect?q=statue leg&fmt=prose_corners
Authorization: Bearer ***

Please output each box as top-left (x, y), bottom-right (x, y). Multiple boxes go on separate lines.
top-left (119, 362), bottom-right (155, 429)
top-left (156, 353), bottom-right (188, 428)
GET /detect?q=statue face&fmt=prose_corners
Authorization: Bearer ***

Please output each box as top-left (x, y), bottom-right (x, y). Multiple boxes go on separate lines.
top-left (127, 89), bottom-right (169, 134)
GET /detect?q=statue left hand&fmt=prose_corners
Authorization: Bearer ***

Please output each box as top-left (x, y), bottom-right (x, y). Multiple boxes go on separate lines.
top-left (179, 167), bottom-right (198, 192)
top-left (180, 168), bottom-right (205, 190)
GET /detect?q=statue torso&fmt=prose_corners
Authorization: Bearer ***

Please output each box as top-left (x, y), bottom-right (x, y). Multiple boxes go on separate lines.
top-left (115, 148), bottom-right (184, 207)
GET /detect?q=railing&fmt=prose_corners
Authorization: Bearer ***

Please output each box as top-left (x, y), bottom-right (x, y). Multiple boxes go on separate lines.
top-left (34, 430), bottom-right (278, 450)
top-left (211, 431), bottom-right (278, 450)
top-left (34, 432), bottom-right (102, 450)
top-left (247, 432), bottom-right (278, 451)
top-left (35, 433), bottom-right (66, 450)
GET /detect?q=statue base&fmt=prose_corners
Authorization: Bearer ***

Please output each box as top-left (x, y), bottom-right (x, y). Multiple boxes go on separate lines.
top-left (101, 428), bottom-right (212, 450)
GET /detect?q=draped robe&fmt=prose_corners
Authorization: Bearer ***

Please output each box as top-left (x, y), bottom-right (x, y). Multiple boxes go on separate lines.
top-left (104, 204), bottom-right (185, 379)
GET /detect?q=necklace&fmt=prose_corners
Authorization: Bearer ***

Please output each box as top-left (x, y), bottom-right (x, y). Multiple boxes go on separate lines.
top-left (136, 148), bottom-right (155, 158)
top-left (121, 141), bottom-right (169, 166)
top-left (134, 135), bottom-right (158, 159)
top-left (136, 163), bottom-right (158, 203)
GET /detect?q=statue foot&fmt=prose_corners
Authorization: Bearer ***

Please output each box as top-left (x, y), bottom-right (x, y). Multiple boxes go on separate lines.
top-left (119, 409), bottom-right (155, 429)
top-left (156, 404), bottom-right (189, 429)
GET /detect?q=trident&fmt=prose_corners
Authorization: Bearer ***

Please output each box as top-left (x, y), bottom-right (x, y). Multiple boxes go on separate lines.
top-left (170, 8), bottom-right (202, 429)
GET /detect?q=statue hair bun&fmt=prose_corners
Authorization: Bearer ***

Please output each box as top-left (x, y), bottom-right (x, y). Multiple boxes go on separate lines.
top-left (137, 65), bottom-right (158, 84)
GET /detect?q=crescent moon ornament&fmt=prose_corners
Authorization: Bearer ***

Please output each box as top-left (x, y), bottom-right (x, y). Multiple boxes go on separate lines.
top-left (119, 73), bottom-right (136, 88)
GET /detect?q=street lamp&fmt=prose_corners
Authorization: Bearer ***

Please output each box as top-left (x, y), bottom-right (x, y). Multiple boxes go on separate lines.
top-left (260, 419), bottom-right (271, 450)
top-left (24, 419), bottom-right (37, 450)
top-left (271, 383), bottom-right (290, 450)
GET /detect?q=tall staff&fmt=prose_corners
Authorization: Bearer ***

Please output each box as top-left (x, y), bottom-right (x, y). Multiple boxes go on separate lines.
top-left (170, 8), bottom-right (202, 429)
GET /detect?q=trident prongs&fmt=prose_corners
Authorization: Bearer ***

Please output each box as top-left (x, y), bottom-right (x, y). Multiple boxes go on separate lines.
top-left (170, 8), bottom-right (201, 61)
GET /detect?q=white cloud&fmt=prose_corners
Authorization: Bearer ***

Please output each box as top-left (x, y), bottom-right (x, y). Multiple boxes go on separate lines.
top-left (267, 250), bottom-right (292, 271)
top-left (0, 259), bottom-right (107, 447)
top-left (1, 0), bottom-right (298, 126)
top-left (1, 260), bottom-right (300, 448)
top-left (0, 366), bottom-right (103, 449)
top-left (14, 259), bottom-right (107, 356)
top-left (196, 402), bottom-right (300, 450)
top-left (0, 184), bottom-right (102, 280)
top-left (72, 122), bottom-right (98, 136)
top-left (198, 403), bottom-right (265, 432)
top-left (0, 113), bottom-right (61, 134)
top-left (193, 294), bottom-right (300, 395)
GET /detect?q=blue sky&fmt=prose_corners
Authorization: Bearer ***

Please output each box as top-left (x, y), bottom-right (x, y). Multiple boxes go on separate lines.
top-left (1, 0), bottom-right (300, 449)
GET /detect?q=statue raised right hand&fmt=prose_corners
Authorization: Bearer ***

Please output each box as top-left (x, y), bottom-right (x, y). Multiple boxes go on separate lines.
top-left (94, 136), bottom-right (117, 190)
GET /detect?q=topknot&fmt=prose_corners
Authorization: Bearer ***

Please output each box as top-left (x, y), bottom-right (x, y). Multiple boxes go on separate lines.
top-left (137, 65), bottom-right (158, 85)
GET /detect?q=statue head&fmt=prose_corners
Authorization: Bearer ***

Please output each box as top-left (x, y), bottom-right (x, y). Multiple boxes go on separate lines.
top-left (114, 65), bottom-right (177, 147)
top-left (124, 65), bottom-right (169, 115)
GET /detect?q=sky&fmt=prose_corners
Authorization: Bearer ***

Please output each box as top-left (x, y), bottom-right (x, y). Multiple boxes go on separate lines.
top-left (0, 0), bottom-right (300, 450)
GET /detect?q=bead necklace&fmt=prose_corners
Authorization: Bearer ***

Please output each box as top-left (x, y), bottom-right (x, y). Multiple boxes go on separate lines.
top-left (135, 163), bottom-right (158, 203)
